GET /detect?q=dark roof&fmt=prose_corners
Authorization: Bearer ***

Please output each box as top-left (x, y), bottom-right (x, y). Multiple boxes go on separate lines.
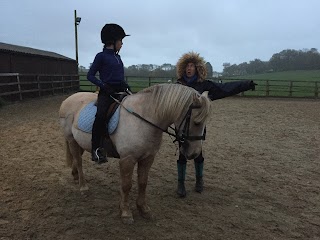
top-left (0, 42), bottom-right (75, 61)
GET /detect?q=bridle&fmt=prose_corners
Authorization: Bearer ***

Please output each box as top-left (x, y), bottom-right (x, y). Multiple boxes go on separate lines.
top-left (111, 93), bottom-right (206, 146)
top-left (173, 104), bottom-right (206, 145)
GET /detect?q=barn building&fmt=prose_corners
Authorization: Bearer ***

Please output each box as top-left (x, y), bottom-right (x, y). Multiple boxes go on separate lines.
top-left (0, 42), bottom-right (79, 102)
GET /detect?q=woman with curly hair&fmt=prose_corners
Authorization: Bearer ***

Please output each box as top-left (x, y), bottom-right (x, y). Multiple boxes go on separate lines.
top-left (175, 51), bottom-right (256, 197)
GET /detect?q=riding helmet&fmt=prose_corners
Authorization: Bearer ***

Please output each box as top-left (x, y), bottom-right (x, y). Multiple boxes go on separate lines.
top-left (101, 24), bottom-right (130, 44)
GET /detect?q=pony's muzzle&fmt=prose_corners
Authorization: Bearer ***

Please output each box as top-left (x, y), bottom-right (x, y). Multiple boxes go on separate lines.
top-left (180, 142), bottom-right (201, 160)
top-left (187, 152), bottom-right (199, 160)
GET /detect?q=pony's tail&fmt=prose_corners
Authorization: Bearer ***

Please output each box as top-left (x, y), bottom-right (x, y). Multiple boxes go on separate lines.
top-left (65, 140), bottom-right (73, 168)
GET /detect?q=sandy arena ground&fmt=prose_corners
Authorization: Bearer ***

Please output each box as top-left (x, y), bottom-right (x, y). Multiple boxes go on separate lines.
top-left (0, 94), bottom-right (319, 240)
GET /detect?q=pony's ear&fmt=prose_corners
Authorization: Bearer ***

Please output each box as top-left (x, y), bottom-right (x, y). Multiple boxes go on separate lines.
top-left (201, 91), bottom-right (209, 98)
top-left (193, 91), bottom-right (209, 107)
top-left (192, 93), bottom-right (201, 107)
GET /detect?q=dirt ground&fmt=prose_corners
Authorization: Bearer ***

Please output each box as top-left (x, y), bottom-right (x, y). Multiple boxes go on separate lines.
top-left (0, 94), bottom-right (319, 240)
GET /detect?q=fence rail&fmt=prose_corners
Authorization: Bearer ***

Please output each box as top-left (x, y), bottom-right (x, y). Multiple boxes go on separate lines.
top-left (0, 73), bottom-right (80, 102)
top-left (79, 74), bottom-right (320, 98)
top-left (1, 73), bottom-right (318, 101)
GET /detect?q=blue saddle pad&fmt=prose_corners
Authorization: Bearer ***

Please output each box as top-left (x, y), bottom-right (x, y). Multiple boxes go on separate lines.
top-left (78, 101), bottom-right (120, 134)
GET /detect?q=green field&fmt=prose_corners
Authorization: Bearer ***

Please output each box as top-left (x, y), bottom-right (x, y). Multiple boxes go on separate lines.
top-left (79, 70), bottom-right (320, 98)
top-left (223, 70), bottom-right (320, 81)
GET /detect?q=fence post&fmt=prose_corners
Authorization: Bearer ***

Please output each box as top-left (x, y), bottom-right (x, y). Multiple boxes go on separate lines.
top-left (37, 75), bottom-right (41, 97)
top-left (266, 80), bottom-right (269, 97)
top-left (51, 76), bottom-right (54, 95)
top-left (17, 74), bottom-right (22, 101)
top-left (289, 81), bottom-right (293, 97)
top-left (315, 82), bottom-right (318, 98)
top-left (125, 76), bottom-right (129, 91)
top-left (62, 76), bottom-right (64, 93)
top-left (148, 77), bottom-right (151, 87)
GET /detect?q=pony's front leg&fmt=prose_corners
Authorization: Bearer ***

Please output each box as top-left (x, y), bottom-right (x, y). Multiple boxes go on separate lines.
top-left (136, 156), bottom-right (155, 220)
top-left (119, 156), bottom-right (136, 224)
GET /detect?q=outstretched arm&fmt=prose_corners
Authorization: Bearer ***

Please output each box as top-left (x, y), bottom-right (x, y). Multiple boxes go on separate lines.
top-left (206, 80), bottom-right (256, 100)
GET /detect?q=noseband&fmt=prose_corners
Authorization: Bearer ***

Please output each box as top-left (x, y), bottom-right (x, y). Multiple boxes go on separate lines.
top-left (173, 104), bottom-right (206, 145)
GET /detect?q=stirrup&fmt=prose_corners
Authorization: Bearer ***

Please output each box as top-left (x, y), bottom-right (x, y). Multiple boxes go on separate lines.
top-left (92, 148), bottom-right (107, 164)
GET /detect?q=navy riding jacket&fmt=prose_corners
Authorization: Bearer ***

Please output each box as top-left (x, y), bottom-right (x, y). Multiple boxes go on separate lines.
top-left (87, 48), bottom-right (125, 89)
top-left (177, 78), bottom-right (254, 100)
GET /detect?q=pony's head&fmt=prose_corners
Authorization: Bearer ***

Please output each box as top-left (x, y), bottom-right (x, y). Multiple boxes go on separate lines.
top-left (141, 84), bottom-right (211, 159)
top-left (175, 90), bottom-right (211, 159)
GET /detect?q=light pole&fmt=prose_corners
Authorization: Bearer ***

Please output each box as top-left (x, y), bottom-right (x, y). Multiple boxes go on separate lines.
top-left (74, 10), bottom-right (81, 65)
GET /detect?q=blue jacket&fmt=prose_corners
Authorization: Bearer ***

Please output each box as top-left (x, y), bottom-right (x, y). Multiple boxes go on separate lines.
top-left (87, 48), bottom-right (125, 89)
top-left (177, 78), bottom-right (255, 100)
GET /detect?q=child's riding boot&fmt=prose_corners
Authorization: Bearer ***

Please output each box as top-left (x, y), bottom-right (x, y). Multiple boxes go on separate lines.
top-left (91, 129), bottom-right (107, 164)
top-left (92, 147), bottom-right (107, 164)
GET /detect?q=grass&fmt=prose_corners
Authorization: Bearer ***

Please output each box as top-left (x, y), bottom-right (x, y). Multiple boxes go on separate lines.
top-left (0, 97), bottom-right (6, 108)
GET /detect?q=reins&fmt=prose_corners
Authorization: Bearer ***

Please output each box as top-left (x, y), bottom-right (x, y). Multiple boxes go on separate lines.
top-left (110, 94), bottom-right (177, 138)
top-left (110, 92), bottom-right (205, 145)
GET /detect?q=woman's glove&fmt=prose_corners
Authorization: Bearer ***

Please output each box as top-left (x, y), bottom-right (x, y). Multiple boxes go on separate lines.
top-left (249, 81), bottom-right (258, 90)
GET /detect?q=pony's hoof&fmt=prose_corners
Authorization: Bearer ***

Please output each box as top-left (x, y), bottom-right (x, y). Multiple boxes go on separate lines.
top-left (140, 211), bottom-right (154, 220)
top-left (137, 206), bottom-right (153, 220)
top-left (73, 175), bottom-right (79, 182)
top-left (121, 216), bottom-right (134, 225)
top-left (80, 185), bottom-right (89, 194)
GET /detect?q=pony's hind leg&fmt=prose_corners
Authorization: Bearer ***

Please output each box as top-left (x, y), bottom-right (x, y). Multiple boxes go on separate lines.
top-left (136, 156), bottom-right (155, 220)
top-left (65, 139), bottom-right (79, 182)
top-left (67, 139), bottom-right (88, 192)
top-left (71, 148), bottom-right (84, 182)
top-left (119, 155), bottom-right (136, 224)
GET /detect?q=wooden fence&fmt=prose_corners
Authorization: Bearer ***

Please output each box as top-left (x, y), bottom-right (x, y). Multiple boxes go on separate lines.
top-left (0, 73), bottom-right (79, 102)
top-left (2, 73), bottom-right (317, 101)
top-left (79, 74), bottom-right (320, 98)
top-left (79, 75), bottom-right (176, 92)
top-left (220, 78), bottom-right (319, 98)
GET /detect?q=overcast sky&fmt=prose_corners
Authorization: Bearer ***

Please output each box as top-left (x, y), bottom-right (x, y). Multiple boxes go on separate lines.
top-left (1, 0), bottom-right (319, 72)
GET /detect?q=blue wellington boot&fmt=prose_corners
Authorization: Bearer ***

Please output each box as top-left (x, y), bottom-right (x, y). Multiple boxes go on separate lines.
top-left (194, 160), bottom-right (204, 193)
top-left (177, 162), bottom-right (187, 198)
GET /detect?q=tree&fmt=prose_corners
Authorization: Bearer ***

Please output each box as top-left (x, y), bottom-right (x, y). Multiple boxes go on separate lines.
top-left (205, 62), bottom-right (213, 78)
top-left (78, 65), bottom-right (87, 72)
top-left (223, 62), bottom-right (231, 69)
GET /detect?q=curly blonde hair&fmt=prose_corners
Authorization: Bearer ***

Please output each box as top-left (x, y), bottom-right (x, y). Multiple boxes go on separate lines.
top-left (176, 51), bottom-right (207, 82)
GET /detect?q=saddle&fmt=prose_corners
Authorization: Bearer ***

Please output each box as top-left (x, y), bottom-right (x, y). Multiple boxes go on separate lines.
top-left (78, 92), bottom-right (128, 159)
top-left (102, 92), bottom-right (128, 158)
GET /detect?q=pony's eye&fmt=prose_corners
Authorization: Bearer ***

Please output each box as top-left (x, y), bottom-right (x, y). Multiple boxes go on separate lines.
top-left (194, 121), bottom-right (200, 126)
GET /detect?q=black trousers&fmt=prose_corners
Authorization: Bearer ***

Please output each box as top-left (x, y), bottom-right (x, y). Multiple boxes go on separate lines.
top-left (91, 90), bottom-right (115, 151)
